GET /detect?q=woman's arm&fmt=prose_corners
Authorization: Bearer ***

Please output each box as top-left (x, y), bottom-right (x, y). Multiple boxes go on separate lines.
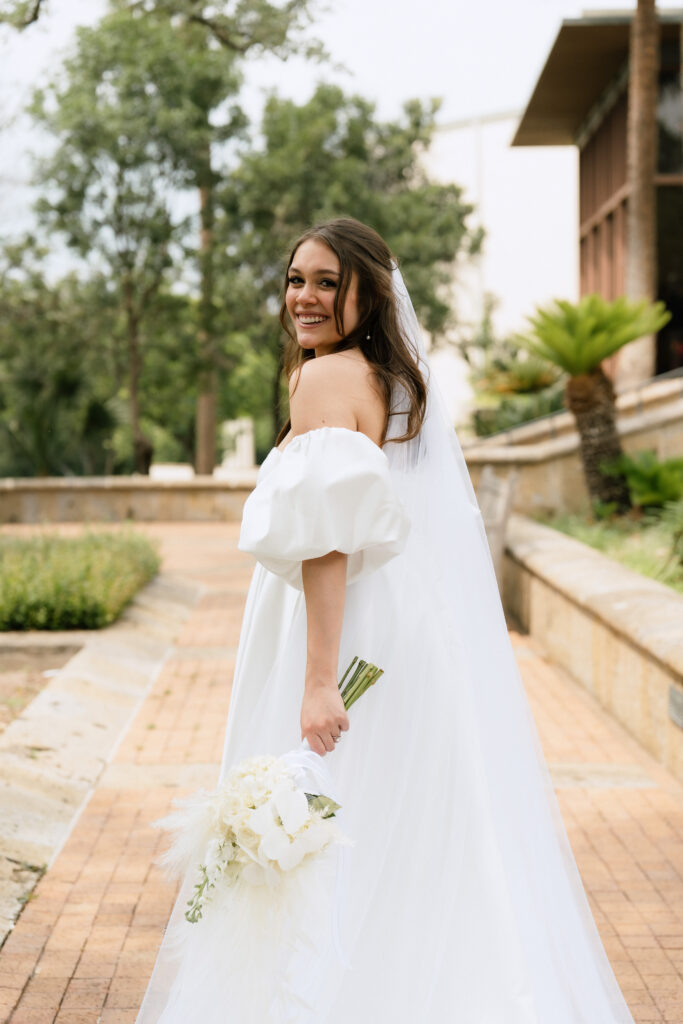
top-left (289, 357), bottom-right (358, 755)
top-left (300, 551), bottom-right (350, 755)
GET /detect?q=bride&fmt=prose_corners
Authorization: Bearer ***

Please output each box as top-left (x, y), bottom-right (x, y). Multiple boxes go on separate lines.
top-left (136, 218), bottom-right (635, 1022)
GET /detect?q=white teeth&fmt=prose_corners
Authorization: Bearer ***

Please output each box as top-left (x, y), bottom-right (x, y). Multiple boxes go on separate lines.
top-left (298, 315), bottom-right (326, 324)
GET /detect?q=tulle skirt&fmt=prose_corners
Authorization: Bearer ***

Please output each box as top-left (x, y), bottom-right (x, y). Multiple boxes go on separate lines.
top-left (136, 516), bottom-right (635, 1023)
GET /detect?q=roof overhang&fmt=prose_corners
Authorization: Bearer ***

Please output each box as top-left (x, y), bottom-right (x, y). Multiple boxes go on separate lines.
top-left (512, 11), bottom-right (683, 147)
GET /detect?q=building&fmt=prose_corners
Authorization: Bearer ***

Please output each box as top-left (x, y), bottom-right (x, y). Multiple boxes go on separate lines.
top-left (512, 8), bottom-right (683, 383)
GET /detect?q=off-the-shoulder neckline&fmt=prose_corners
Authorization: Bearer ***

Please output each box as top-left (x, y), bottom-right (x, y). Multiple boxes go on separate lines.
top-left (274, 425), bottom-right (383, 456)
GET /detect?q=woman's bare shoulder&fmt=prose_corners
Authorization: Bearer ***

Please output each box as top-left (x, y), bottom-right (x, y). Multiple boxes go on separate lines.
top-left (288, 352), bottom-right (381, 436)
top-left (290, 351), bottom-right (375, 396)
top-left (288, 356), bottom-right (356, 433)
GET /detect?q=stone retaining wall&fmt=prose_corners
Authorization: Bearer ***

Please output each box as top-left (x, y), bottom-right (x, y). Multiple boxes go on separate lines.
top-left (465, 382), bottom-right (683, 515)
top-left (504, 515), bottom-right (683, 783)
top-left (3, 379), bottom-right (681, 522)
top-left (0, 475), bottom-right (256, 524)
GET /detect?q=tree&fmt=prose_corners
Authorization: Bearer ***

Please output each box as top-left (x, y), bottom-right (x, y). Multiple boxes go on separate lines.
top-left (1, 0), bottom-right (324, 49)
top-left (0, 238), bottom-right (204, 475)
top-left (0, 0), bottom-right (45, 27)
top-left (3, 0), bottom-right (326, 472)
top-left (519, 293), bottom-right (670, 509)
top-left (0, 243), bottom-right (120, 476)
top-left (136, 0), bottom-right (324, 473)
top-left (217, 84), bottom-right (483, 439)
top-left (622, 0), bottom-right (661, 387)
top-left (136, 290), bottom-right (199, 465)
top-left (30, 7), bottom-right (244, 472)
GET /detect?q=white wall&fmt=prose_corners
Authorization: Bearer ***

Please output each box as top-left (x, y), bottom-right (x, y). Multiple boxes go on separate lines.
top-left (424, 112), bottom-right (579, 424)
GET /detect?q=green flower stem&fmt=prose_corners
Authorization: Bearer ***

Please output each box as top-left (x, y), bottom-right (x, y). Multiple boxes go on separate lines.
top-left (339, 661), bottom-right (362, 702)
top-left (343, 664), bottom-right (372, 707)
top-left (338, 656), bottom-right (358, 692)
top-left (340, 661), bottom-right (363, 696)
top-left (338, 657), bottom-right (384, 711)
top-left (345, 667), bottom-right (383, 711)
top-left (340, 660), bottom-right (367, 706)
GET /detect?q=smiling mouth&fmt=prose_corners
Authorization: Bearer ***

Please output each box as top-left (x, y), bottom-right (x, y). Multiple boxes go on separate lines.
top-left (296, 314), bottom-right (329, 326)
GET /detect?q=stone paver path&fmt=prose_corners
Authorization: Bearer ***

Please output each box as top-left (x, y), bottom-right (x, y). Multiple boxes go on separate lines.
top-left (1, 523), bottom-right (683, 1024)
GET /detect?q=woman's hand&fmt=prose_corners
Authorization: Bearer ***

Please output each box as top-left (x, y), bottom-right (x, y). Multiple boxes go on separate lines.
top-left (301, 676), bottom-right (349, 756)
top-left (300, 549), bottom-right (349, 756)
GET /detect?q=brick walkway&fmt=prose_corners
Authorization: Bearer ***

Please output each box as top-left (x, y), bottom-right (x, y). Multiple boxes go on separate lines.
top-left (1, 523), bottom-right (683, 1024)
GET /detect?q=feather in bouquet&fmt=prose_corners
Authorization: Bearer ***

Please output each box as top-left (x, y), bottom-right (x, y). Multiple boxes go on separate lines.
top-left (155, 658), bottom-right (382, 1022)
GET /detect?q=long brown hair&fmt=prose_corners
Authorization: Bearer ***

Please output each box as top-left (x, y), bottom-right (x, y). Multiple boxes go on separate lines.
top-left (276, 218), bottom-right (427, 446)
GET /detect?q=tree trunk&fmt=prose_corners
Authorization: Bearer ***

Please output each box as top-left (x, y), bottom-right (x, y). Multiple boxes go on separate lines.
top-left (565, 370), bottom-right (631, 510)
top-left (195, 174), bottom-right (217, 475)
top-left (621, 0), bottom-right (660, 388)
top-left (124, 280), bottom-right (153, 475)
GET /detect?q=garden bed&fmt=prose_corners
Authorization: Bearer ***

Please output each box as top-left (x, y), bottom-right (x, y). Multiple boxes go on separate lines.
top-left (0, 531), bottom-right (160, 630)
top-left (537, 512), bottom-right (683, 595)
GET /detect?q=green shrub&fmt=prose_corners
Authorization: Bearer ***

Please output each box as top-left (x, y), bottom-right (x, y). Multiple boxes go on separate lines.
top-left (0, 531), bottom-right (160, 630)
top-left (601, 450), bottom-right (683, 508)
top-left (472, 386), bottom-right (565, 437)
top-left (539, 509), bottom-right (683, 594)
top-left (657, 499), bottom-right (683, 568)
top-left (478, 355), bottom-right (561, 395)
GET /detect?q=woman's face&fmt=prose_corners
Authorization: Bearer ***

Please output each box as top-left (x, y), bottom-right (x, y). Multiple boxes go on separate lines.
top-left (285, 238), bottom-right (360, 357)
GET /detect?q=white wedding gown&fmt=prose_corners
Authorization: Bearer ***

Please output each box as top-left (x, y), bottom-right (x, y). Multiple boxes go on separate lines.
top-left (136, 424), bottom-right (636, 1024)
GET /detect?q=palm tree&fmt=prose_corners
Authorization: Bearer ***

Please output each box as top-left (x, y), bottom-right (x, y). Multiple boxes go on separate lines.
top-left (519, 293), bottom-right (670, 509)
top-left (621, 0), bottom-right (660, 387)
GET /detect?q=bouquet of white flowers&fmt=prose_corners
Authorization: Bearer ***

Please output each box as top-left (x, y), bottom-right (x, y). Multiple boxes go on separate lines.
top-left (155, 658), bottom-right (382, 1020)
top-left (159, 656), bottom-right (382, 926)
top-left (172, 753), bottom-right (344, 924)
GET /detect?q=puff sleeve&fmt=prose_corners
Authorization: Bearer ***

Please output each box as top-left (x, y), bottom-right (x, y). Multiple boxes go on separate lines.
top-left (238, 427), bottom-right (410, 590)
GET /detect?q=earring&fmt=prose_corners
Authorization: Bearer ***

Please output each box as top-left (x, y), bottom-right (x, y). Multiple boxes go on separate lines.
top-left (366, 331), bottom-right (371, 341)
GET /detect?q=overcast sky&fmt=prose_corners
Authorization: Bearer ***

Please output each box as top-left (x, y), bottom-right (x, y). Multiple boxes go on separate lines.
top-left (1, 0), bottom-right (682, 233)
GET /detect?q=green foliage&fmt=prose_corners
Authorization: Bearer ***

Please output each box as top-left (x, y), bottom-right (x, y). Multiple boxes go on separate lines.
top-left (134, 291), bottom-right (199, 462)
top-left (472, 385), bottom-right (565, 437)
top-left (0, 242), bottom-right (201, 476)
top-left (657, 499), bottom-right (683, 568)
top-left (119, 0), bottom-right (326, 61)
top-left (23, 1), bottom-right (327, 469)
top-left (518, 293), bottom-right (671, 375)
top-left (222, 85), bottom-right (480, 332)
top-left (458, 296), bottom-right (565, 438)
top-left (540, 510), bottom-right (683, 595)
top-left (39, 3), bottom-right (248, 194)
top-left (601, 450), bottom-right (683, 508)
top-left (3, 6), bottom-right (482, 464)
top-left (478, 355), bottom-right (560, 395)
top-left (217, 84), bottom-right (482, 435)
top-left (32, 5), bottom-right (245, 253)
top-left (0, 531), bottom-right (160, 630)
top-left (458, 296), bottom-right (561, 395)
top-left (29, 9), bottom-right (191, 271)
top-left (0, 0), bottom-right (45, 28)
top-left (591, 499), bottom-right (621, 521)
top-left (0, 243), bottom-right (121, 475)
top-left (0, 0), bottom-right (324, 52)
top-left (30, 6), bottom-right (255, 468)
